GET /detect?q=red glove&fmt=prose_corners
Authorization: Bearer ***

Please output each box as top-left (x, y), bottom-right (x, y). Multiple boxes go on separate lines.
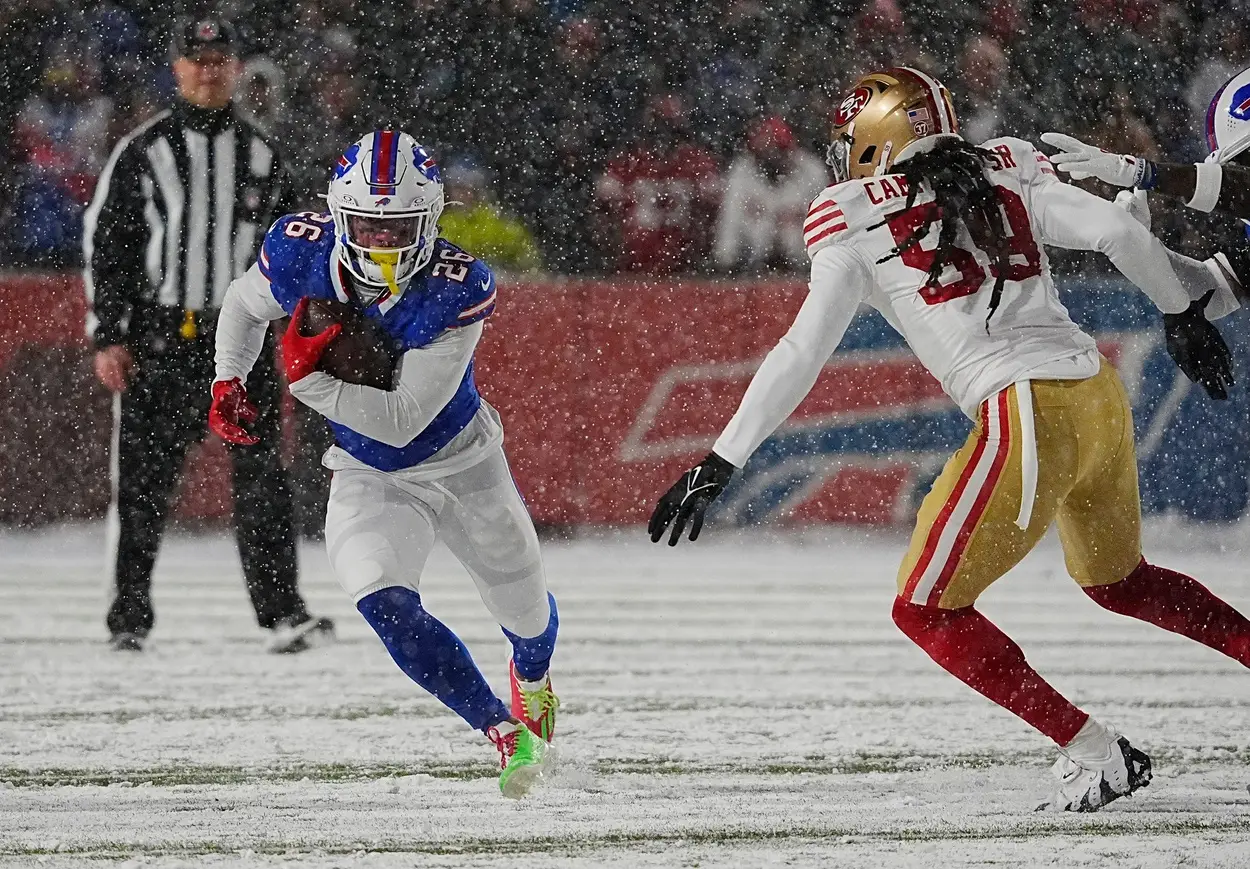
top-left (209, 378), bottom-right (260, 446)
top-left (282, 298), bottom-right (341, 384)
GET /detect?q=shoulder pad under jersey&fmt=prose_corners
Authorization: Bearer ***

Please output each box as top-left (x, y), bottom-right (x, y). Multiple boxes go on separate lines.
top-left (979, 136), bottom-right (1058, 185)
top-left (803, 176), bottom-right (914, 259)
top-left (257, 212), bottom-right (338, 313)
top-left (431, 239), bottom-right (497, 330)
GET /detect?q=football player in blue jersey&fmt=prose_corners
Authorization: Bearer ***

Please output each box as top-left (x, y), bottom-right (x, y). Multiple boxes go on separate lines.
top-left (208, 130), bottom-right (560, 798)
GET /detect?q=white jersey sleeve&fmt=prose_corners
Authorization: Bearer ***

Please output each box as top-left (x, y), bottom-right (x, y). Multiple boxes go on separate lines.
top-left (1004, 138), bottom-right (1191, 314)
top-left (287, 321), bottom-right (483, 448)
top-left (712, 244), bottom-right (875, 467)
top-left (1164, 249), bottom-right (1242, 320)
top-left (213, 263), bottom-right (286, 385)
top-left (803, 189), bottom-right (853, 259)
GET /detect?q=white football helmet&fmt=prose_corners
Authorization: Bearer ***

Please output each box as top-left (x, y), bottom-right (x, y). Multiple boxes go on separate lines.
top-left (326, 130), bottom-right (444, 293)
top-left (1206, 67), bottom-right (1250, 164)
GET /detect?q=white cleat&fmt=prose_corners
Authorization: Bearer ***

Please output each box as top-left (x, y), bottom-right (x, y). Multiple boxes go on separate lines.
top-left (1037, 719), bottom-right (1152, 812)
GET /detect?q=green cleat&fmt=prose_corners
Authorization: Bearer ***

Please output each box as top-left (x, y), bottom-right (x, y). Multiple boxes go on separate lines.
top-left (487, 720), bottom-right (546, 799)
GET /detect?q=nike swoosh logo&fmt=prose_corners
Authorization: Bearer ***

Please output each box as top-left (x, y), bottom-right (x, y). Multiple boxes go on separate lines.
top-left (481, 279), bottom-right (491, 293)
top-left (683, 466), bottom-right (716, 502)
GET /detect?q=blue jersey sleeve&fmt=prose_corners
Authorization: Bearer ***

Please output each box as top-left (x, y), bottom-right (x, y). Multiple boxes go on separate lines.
top-left (448, 257), bottom-right (497, 328)
top-left (258, 212), bottom-right (337, 314)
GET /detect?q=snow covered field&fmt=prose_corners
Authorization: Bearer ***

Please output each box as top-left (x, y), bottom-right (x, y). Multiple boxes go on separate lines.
top-left (2, 522), bottom-right (1248, 868)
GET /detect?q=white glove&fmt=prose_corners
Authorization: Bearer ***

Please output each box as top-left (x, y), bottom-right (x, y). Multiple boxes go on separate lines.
top-left (1040, 132), bottom-right (1155, 188)
top-left (1113, 188), bottom-right (1151, 230)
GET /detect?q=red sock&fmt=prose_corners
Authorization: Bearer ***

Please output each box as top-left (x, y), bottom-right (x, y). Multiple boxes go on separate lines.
top-left (1085, 560), bottom-right (1250, 667)
top-left (892, 596), bottom-right (1088, 745)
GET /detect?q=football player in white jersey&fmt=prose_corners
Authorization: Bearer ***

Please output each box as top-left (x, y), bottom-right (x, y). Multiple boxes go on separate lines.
top-left (649, 67), bottom-right (1250, 812)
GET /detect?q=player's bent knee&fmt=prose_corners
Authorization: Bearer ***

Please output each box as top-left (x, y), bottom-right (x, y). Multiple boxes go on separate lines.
top-left (480, 570), bottom-right (550, 637)
top-left (891, 595), bottom-right (969, 641)
top-left (327, 529), bottom-right (401, 600)
top-left (498, 598), bottom-right (550, 639)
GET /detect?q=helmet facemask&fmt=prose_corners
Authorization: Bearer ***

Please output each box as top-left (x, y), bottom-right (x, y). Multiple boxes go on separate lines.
top-left (826, 133), bottom-right (853, 184)
top-left (329, 202), bottom-right (441, 302)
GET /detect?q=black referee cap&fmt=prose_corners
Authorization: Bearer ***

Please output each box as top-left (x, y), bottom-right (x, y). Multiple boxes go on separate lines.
top-left (173, 15), bottom-right (238, 59)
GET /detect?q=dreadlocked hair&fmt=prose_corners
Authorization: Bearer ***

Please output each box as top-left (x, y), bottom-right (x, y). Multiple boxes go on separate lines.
top-left (870, 138), bottom-right (1012, 332)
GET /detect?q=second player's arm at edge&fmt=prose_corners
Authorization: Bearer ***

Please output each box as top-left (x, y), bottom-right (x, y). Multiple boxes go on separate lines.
top-left (1028, 179), bottom-right (1191, 314)
top-left (711, 244), bottom-right (874, 468)
top-left (1151, 162), bottom-right (1250, 219)
top-left (1040, 131), bottom-right (1250, 219)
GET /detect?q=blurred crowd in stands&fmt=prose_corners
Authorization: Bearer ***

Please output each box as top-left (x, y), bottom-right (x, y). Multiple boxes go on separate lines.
top-left (0, 0), bottom-right (1245, 275)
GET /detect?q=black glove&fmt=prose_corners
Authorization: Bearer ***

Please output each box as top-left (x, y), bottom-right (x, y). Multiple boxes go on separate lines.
top-left (648, 452), bottom-right (736, 546)
top-left (1163, 290), bottom-right (1235, 400)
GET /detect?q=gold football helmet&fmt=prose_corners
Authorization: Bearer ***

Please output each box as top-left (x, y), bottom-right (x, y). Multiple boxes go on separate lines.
top-left (827, 67), bottom-right (960, 183)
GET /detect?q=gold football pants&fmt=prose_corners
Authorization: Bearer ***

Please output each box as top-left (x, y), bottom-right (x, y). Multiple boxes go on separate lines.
top-left (897, 360), bottom-right (1143, 610)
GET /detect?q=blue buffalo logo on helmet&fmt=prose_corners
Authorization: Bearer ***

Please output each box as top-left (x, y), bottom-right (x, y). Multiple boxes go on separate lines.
top-left (413, 145), bottom-right (442, 184)
top-left (1230, 83), bottom-right (1250, 122)
top-left (325, 130), bottom-right (446, 298)
top-left (334, 143), bottom-right (360, 180)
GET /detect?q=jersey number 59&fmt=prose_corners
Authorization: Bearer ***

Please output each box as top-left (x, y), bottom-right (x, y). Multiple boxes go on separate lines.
top-left (888, 187), bottom-right (1041, 304)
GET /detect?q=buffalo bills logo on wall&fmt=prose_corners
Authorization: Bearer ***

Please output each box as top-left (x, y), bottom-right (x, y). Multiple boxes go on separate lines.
top-left (335, 143), bottom-right (360, 179)
top-left (835, 86), bottom-right (874, 127)
top-left (413, 146), bottom-right (442, 183)
top-left (1230, 83), bottom-right (1250, 121)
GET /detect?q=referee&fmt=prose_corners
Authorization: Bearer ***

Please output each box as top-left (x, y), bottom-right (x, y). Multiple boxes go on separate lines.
top-left (84, 16), bottom-right (333, 653)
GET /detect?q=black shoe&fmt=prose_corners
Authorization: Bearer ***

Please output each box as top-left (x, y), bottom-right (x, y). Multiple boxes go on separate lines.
top-left (108, 632), bottom-right (145, 652)
top-left (268, 616), bottom-right (336, 654)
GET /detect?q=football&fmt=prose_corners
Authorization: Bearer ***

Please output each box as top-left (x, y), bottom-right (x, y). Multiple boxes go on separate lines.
top-left (296, 297), bottom-right (396, 390)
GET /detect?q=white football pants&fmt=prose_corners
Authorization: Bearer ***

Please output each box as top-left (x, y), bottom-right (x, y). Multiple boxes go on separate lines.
top-left (324, 446), bottom-right (550, 638)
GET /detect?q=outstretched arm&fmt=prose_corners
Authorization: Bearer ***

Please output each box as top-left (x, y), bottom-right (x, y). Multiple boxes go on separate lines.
top-left (1042, 132), bottom-right (1250, 218)
top-left (1030, 179), bottom-right (1191, 313)
top-left (713, 244), bottom-right (874, 465)
top-left (1113, 189), bottom-right (1242, 320)
top-left (649, 243), bottom-right (873, 545)
top-left (1032, 177), bottom-right (1234, 397)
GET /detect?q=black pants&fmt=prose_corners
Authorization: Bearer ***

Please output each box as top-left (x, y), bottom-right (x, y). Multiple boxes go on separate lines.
top-left (106, 327), bottom-right (307, 636)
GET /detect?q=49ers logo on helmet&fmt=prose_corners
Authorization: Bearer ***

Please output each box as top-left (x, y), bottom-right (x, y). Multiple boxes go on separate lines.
top-left (835, 86), bottom-right (873, 127)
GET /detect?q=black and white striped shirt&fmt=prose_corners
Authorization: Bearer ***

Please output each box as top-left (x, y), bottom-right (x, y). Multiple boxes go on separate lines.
top-left (83, 101), bottom-right (294, 347)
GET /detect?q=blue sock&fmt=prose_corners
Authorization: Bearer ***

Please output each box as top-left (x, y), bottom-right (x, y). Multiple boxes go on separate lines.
top-left (357, 587), bottom-right (510, 732)
top-left (502, 592), bottom-right (559, 682)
